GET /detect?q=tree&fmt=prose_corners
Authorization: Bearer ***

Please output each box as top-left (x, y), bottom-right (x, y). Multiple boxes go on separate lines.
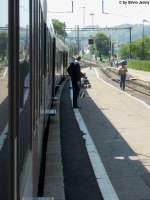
top-left (142, 36), bottom-right (150, 59)
top-left (69, 42), bottom-right (78, 56)
top-left (52, 19), bottom-right (67, 38)
top-left (95, 33), bottom-right (110, 61)
top-left (118, 43), bottom-right (129, 59)
top-left (119, 36), bottom-right (150, 60)
top-left (0, 32), bottom-right (8, 61)
top-left (90, 43), bottom-right (96, 54)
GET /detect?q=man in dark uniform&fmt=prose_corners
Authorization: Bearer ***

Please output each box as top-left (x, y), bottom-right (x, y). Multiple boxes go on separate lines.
top-left (68, 56), bottom-right (84, 108)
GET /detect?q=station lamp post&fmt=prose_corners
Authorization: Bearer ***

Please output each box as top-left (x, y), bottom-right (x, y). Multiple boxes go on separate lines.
top-left (48, 0), bottom-right (74, 13)
top-left (89, 13), bottom-right (95, 28)
top-left (80, 6), bottom-right (86, 28)
top-left (102, 0), bottom-right (104, 13)
top-left (101, 0), bottom-right (109, 14)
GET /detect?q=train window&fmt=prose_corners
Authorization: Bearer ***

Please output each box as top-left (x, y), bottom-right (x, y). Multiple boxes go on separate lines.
top-left (39, 10), bottom-right (45, 108)
top-left (19, 0), bottom-right (30, 175)
top-left (0, 1), bottom-right (9, 199)
top-left (49, 34), bottom-right (52, 81)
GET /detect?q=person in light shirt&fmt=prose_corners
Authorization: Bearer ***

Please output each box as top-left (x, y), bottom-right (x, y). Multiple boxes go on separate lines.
top-left (118, 60), bottom-right (128, 91)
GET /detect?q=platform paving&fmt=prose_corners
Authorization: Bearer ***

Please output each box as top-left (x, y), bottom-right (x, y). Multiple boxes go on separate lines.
top-left (44, 79), bottom-right (103, 200)
top-left (60, 81), bottom-right (103, 200)
top-left (78, 67), bottom-right (150, 200)
top-left (44, 82), bottom-right (65, 200)
top-left (128, 68), bottom-right (150, 82)
top-left (44, 68), bottom-right (150, 200)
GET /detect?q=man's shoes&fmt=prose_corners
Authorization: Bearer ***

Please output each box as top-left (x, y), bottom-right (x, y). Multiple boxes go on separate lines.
top-left (73, 106), bottom-right (81, 109)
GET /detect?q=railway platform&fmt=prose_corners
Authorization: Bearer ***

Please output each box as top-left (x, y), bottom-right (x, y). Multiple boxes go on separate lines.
top-left (128, 68), bottom-right (150, 82)
top-left (44, 67), bottom-right (150, 200)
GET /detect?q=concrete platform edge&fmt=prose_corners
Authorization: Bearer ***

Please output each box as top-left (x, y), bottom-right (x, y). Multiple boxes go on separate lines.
top-left (43, 79), bottom-right (68, 200)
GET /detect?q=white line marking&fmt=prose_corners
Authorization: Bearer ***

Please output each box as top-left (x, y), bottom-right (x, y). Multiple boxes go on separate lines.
top-left (74, 110), bottom-right (119, 200)
top-left (0, 67), bottom-right (8, 81)
top-left (70, 83), bottom-right (119, 200)
top-left (0, 123), bottom-right (8, 151)
top-left (23, 88), bottom-right (29, 106)
top-left (94, 67), bottom-right (150, 110)
top-left (3, 67), bottom-right (8, 79)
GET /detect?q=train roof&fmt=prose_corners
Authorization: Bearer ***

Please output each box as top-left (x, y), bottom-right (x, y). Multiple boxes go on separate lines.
top-left (46, 17), bottom-right (68, 52)
top-left (47, 18), bottom-right (55, 37)
top-left (56, 37), bottom-right (68, 51)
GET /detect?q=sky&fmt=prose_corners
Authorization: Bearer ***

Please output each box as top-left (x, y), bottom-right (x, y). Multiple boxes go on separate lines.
top-left (0, 1), bottom-right (8, 26)
top-left (0, 0), bottom-right (29, 28)
top-left (0, 0), bottom-right (149, 28)
top-left (48, 0), bottom-right (150, 28)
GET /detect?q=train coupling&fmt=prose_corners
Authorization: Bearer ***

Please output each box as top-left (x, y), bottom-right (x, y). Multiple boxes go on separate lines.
top-left (45, 109), bottom-right (57, 116)
top-left (52, 96), bottom-right (58, 101)
top-left (23, 197), bottom-right (54, 200)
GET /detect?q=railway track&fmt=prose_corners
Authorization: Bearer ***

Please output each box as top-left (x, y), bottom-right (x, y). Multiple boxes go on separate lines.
top-left (82, 60), bottom-right (150, 100)
top-left (101, 67), bottom-right (150, 97)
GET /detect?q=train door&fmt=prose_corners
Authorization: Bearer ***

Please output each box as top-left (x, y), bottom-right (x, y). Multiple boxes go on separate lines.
top-left (9, 0), bottom-right (32, 199)
top-left (19, 0), bottom-right (32, 198)
top-left (52, 38), bottom-right (56, 99)
top-left (0, 1), bottom-right (9, 200)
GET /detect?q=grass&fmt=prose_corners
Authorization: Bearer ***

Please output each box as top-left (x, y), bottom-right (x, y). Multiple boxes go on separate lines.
top-left (128, 60), bottom-right (150, 72)
top-left (0, 57), bottom-right (8, 65)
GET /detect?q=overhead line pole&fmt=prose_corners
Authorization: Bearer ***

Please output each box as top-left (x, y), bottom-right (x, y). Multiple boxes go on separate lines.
top-left (129, 27), bottom-right (132, 59)
top-left (89, 13), bottom-right (95, 28)
top-left (77, 25), bottom-right (80, 54)
top-left (80, 6), bottom-right (86, 28)
top-left (102, 0), bottom-right (104, 13)
top-left (48, 1), bottom-right (74, 13)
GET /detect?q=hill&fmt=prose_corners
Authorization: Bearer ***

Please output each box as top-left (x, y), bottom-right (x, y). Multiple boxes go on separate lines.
top-left (67, 24), bottom-right (150, 45)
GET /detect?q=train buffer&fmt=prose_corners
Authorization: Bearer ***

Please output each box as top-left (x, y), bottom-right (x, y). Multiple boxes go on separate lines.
top-left (44, 67), bottom-right (150, 200)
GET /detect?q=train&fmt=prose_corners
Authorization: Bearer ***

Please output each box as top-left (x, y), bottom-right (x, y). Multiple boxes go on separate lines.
top-left (0, 0), bottom-right (68, 199)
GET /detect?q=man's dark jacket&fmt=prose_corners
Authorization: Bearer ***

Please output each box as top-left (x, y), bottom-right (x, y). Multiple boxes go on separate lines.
top-left (67, 61), bottom-right (83, 81)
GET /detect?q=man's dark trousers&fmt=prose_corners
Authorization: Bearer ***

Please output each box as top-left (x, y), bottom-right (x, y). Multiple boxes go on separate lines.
top-left (71, 78), bottom-right (80, 107)
top-left (120, 74), bottom-right (126, 90)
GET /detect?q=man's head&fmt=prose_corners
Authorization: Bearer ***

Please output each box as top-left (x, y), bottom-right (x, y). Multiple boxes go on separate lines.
top-left (121, 60), bottom-right (127, 65)
top-left (76, 56), bottom-right (81, 61)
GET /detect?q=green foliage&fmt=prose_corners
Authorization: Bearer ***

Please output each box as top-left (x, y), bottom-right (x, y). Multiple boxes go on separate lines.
top-left (130, 39), bottom-right (143, 59)
top-left (90, 44), bottom-right (96, 54)
top-left (82, 54), bottom-right (91, 61)
top-left (52, 19), bottom-right (67, 38)
top-left (128, 59), bottom-right (150, 71)
top-left (118, 43), bottom-right (129, 59)
top-left (142, 36), bottom-right (150, 59)
top-left (69, 42), bottom-right (78, 56)
top-left (119, 36), bottom-right (150, 60)
top-left (95, 33), bottom-right (110, 61)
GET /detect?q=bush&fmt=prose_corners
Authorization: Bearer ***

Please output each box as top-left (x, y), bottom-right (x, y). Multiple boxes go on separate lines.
top-left (128, 60), bottom-right (150, 71)
top-left (82, 54), bottom-right (91, 60)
